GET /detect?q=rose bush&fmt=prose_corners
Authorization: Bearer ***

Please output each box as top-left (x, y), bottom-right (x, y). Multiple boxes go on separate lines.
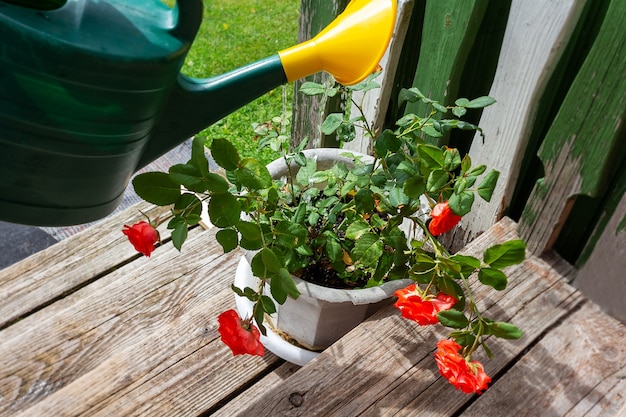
top-left (123, 77), bottom-right (525, 393)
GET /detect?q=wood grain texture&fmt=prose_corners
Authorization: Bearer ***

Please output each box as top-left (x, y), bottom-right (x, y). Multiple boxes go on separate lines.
top-left (519, 0), bottom-right (626, 254)
top-left (464, 301), bottom-right (626, 417)
top-left (456, 0), bottom-right (587, 245)
top-left (0, 201), bottom-right (171, 329)
top-left (0, 223), bottom-right (281, 417)
top-left (404, 0), bottom-right (487, 120)
top-left (231, 218), bottom-right (626, 416)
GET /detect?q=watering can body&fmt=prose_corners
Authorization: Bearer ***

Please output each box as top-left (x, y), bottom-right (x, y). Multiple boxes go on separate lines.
top-left (0, 0), bottom-right (396, 226)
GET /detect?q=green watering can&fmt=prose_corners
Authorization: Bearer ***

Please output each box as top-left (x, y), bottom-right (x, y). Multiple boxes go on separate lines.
top-left (0, 0), bottom-right (396, 225)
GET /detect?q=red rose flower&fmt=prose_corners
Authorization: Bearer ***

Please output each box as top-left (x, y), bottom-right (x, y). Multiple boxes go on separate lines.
top-left (434, 339), bottom-right (491, 394)
top-left (122, 221), bottom-right (159, 257)
top-left (394, 284), bottom-right (457, 325)
top-left (428, 201), bottom-right (462, 236)
top-left (217, 309), bottom-right (265, 356)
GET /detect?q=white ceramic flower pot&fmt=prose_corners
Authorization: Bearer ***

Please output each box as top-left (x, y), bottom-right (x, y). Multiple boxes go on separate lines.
top-left (236, 149), bottom-right (412, 363)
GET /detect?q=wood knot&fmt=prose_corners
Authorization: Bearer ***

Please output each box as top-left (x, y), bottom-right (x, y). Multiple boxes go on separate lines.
top-left (289, 392), bottom-right (305, 407)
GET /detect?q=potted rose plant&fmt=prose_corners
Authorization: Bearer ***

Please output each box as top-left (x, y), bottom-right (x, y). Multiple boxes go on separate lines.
top-left (123, 76), bottom-right (525, 394)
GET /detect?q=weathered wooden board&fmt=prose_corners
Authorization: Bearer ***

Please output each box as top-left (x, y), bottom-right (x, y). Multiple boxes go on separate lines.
top-left (456, 0), bottom-right (588, 246)
top-left (343, 0), bottom-right (415, 155)
top-left (574, 189), bottom-right (626, 323)
top-left (0, 201), bottom-right (172, 330)
top-left (465, 301), bottom-right (626, 416)
top-left (0, 225), bottom-right (281, 417)
top-left (291, 0), bottom-right (349, 149)
top-left (519, 0), bottom-right (626, 255)
top-left (231, 218), bottom-right (625, 416)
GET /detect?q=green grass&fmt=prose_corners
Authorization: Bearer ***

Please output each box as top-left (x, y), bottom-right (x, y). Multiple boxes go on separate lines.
top-left (181, 0), bottom-right (300, 164)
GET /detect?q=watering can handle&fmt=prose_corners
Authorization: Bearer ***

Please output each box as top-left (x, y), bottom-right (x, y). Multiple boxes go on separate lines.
top-left (171, 0), bottom-right (204, 41)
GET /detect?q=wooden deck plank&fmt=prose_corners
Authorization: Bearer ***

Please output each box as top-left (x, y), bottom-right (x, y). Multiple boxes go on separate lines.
top-left (212, 363), bottom-right (302, 417)
top-left (464, 301), bottom-right (626, 417)
top-left (0, 224), bottom-right (281, 417)
top-left (232, 220), bottom-right (623, 416)
top-left (0, 201), bottom-right (170, 329)
top-left (230, 218), bottom-right (619, 416)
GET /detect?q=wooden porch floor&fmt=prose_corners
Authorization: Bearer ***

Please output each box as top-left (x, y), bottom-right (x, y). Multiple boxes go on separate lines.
top-left (0, 202), bottom-right (624, 416)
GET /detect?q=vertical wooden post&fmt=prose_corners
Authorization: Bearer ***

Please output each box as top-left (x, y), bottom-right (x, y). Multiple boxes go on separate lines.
top-left (290, 0), bottom-right (349, 150)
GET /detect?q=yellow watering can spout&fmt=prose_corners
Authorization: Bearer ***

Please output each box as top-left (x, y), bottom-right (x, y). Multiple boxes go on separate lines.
top-left (278, 0), bottom-right (397, 85)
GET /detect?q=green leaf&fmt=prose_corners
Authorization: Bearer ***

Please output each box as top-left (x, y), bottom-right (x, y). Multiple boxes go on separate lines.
top-left (216, 229), bottom-right (238, 252)
top-left (437, 277), bottom-right (464, 303)
top-left (483, 240), bottom-right (526, 269)
top-left (296, 158), bottom-right (317, 186)
top-left (488, 321), bottom-right (523, 339)
top-left (210, 138), bottom-right (240, 171)
top-left (208, 193), bottom-right (241, 227)
top-left (398, 87), bottom-right (425, 104)
top-left (448, 190), bottom-right (474, 216)
top-left (478, 267), bottom-right (508, 290)
top-left (270, 268), bottom-right (300, 304)
top-left (417, 144), bottom-right (444, 169)
top-left (449, 254), bottom-right (481, 276)
top-left (477, 169), bottom-right (500, 202)
top-left (454, 98), bottom-right (470, 107)
top-left (444, 148), bottom-right (462, 171)
top-left (452, 106), bottom-right (467, 117)
top-left (346, 220), bottom-right (371, 240)
top-left (132, 172), bottom-right (180, 206)
top-left (403, 177), bottom-right (426, 198)
top-left (261, 247), bottom-right (283, 273)
top-left (324, 234), bottom-right (343, 262)
top-left (460, 154), bottom-right (472, 174)
top-left (355, 188), bottom-right (375, 213)
top-left (299, 81), bottom-right (326, 96)
top-left (432, 102), bottom-right (447, 113)
top-left (173, 193), bottom-right (202, 219)
top-left (374, 129), bottom-right (401, 157)
top-left (466, 96), bottom-right (496, 108)
top-left (235, 158), bottom-right (272, 190)
top-left (437, 309), bottom-right (470, 329)
top-left (275, 221), bottom-right (308, 248)
top-left (426, 169), bottom-right (449, 192)
top-left (261, 295), bottom-right (277, 314)
top-left (189, 136), bottom-right (210, 177)
top-left (169, 164), bottom-right (229, 194)
top-left (321, 113), bottom-right (343, 135)
top-left (170, 221), bottom-right (188, 251)
top-left (352, 233), bottom-right (383, 264)
top-left (236, 220), bottom-right (262, 242)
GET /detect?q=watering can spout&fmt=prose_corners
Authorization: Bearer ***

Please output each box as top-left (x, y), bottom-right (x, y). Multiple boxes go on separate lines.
top-left (0, 0), bottom-right (396, 226)
top-left (143, 0), bottom-right (397, 168)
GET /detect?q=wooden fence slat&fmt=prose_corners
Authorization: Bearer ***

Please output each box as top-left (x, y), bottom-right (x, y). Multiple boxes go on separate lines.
top-left (454, 0), bottom-right (588, 246)
top-left (518, 0), bottom-right (626, 255)
top-left (404, 0), bottom-right (488, 123)
top-left (290, 0), bottom-right (349, 149)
